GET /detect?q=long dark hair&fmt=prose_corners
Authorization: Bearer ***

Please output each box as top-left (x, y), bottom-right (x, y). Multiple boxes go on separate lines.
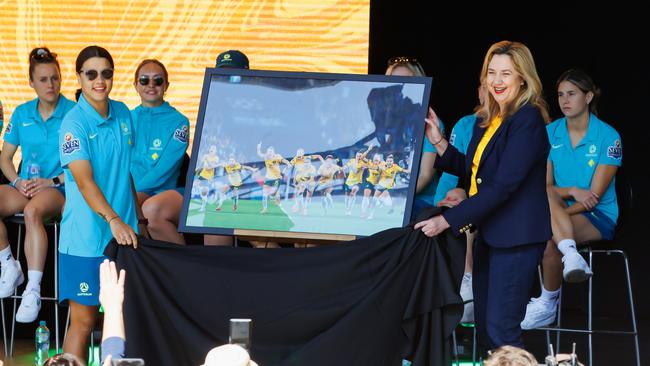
top-left (556, 69), bottom-right (601, 116)
top-left (75, 46), bottom-right (114, 98)
top-left (29, 47), bottom-right (60, 80)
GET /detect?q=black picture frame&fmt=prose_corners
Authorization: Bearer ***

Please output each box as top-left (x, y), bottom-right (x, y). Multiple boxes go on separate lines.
top-left (179, 68), bottom-right (431, 241)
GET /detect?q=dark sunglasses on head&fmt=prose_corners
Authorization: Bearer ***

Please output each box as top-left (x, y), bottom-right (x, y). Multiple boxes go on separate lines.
top-left (31, 48), bottom-right (57, 61)
top-left (387, 56), bottom-right (419, 67)
top-left (81, 69), bottom-right (114, 81)
top-left (138, 75), bottom-right (165, 86)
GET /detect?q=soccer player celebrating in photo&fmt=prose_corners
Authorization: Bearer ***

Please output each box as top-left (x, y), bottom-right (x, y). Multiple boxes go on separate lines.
top-left (343, 145), bottom-right (373, 215)
top-left (291, 155), bottom-right (317, 215)
top-left (256, 142), bottom-right (289, 214)
top-left (361, 153), bottom-right (385, 218)
top-left (216, 155), bottom-right (257, 211)
top-left (368, 154), bottom-right (409, 219)
top-left (315, 154), bottom-right (343, 215)
top-left (196, 145), bottom-right (220, 212)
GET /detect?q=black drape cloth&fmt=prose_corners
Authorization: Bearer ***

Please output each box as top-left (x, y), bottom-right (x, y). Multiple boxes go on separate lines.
top-left (104, 207), bottom-right (465, 366)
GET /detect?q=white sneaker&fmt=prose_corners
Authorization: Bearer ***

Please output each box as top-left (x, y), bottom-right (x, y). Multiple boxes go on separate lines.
top-left (0, 260), bottom-right (24, 298)
top-left (460, 273), bottom-right (474, 323)
top-left (16, 288), bottom-right (41, 323)
top-left (562, 252), bottom-right (593, 283)
top-left (520, 297), bottom-right (557, 329)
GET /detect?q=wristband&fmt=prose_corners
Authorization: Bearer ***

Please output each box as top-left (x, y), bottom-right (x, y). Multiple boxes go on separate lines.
top-left (431, 136), bottom-right (444, 146)
top-left (108, 216), bottom-right (119, 224)
top-left (9, 177), bottom-right (21, 188)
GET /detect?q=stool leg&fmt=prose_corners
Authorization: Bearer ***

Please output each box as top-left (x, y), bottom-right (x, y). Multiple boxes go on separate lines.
top-left (1, 299), bottom-right (7, 357)
top-left (620, 251), bottom-right (641, 366)
top-left (555, 288), bottom-right (562, 356)
top-left (9, 223), bottom-right (23, 357)
top-left (472, 325), bottom-right (477, 366)
top-left (587, 248), bottom-right (594, 366)
top-left (54, 222), bottom-right (60, 353)
top-left (451, 328), bottom-right (459, 366)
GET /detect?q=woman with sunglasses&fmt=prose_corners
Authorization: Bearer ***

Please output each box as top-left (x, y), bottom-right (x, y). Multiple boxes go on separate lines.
top-left (0, 47), bottom-right (74, 323)
top-left (58, 45), bottom-right (147, 360)
top-left (384, 57), bottom-right (445, 220)
top-left (130, 59), bottom-right (190, 245)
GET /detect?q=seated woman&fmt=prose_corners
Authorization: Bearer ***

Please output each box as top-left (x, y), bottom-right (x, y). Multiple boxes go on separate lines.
top-left (130, 59), bottom-right (190, 244)
top-left (0, 47), bottom-right (74, 323)
top-left (522, 69), bottom-right (621, 329)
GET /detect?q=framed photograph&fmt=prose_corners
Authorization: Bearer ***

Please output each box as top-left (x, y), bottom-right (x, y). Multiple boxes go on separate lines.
top-left (178, 68), bottom-right (431, 241)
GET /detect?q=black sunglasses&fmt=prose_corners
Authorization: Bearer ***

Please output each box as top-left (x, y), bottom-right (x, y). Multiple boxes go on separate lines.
top-left (387, 56), bottom-right (419, 66)
top-left (138, 75), bottom-right (165, 86)
top-left (81, 68), bottom-right (114, 81)
top-left (31, 48), bottom-right (57, 61)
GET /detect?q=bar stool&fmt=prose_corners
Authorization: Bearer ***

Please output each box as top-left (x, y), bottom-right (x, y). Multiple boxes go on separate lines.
top-left (534, 169), bottom-right (640, 366)
top-left (0, 213), bottom-right (61, 357)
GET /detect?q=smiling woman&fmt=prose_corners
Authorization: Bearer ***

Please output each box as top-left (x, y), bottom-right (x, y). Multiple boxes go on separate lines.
top-left (57, 45), bottom-right (148, 361)
top-left (416, 40), bottom-right (552, 351)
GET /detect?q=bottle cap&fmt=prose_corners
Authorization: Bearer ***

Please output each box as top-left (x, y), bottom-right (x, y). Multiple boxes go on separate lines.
top-left (39, 320), bottom-right (46, 326)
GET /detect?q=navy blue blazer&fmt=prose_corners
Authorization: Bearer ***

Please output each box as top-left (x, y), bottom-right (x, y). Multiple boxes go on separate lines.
top-left (435, 104), bottom-right (552, 248)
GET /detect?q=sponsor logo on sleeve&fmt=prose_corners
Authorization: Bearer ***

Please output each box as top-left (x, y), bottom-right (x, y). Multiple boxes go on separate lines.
top-left (607, 139), bottom-right (622, 159)
top-left (61, 132), bottom-right (81, 155)
top-left (449, 133), bottom-right (456, 146)
top-left (173, 125), bottom-right (189, 143)
top-left (4, 122), bottom-right (11, 134)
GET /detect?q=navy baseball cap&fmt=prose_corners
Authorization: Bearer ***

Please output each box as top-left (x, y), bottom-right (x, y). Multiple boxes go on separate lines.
top-left (216, 50), bottom-right (249, 69)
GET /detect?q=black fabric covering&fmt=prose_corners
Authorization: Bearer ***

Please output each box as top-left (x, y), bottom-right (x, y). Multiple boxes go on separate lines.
top-left (105, 207), bottom-right (465, 366)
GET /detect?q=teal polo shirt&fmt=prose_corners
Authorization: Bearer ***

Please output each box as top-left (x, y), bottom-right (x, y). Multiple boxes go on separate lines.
top-left (414, 118), bottom-right (445, 206)
top-left (130, 102), bottom-right (189, 194)
top-left (4, 96), bottom-right (75, 179)
top-left (59, 94), bottom-right (137, 257)
top-left (547, 114), bottom-right (622, 223)
top-left (433, 114), bottom-right (476, 206)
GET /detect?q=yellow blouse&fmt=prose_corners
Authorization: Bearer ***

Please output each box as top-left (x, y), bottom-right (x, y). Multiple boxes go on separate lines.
top-left (469, 116), bottom-right (503, 196)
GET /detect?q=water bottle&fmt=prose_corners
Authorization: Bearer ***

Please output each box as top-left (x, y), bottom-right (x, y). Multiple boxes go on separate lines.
top-left (35, 320), bottom-right (50, 365)
top-left (27, 163), bottom-right (40, 181)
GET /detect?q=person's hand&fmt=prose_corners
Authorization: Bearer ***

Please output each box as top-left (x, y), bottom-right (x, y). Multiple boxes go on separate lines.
top-left (109, 217), bottom-right (139, 248)
top-left (14, 178), bottom-right (31, 198)
top-left (99, 259), bottom-right (125, 314)
top-left (437, 188), bottom-right (467, 208)
top-left (570, 187), bottom-right (599, 211)
top-left (425, 107), bottom-right (443, 146)
top-left (24, 178), bottom-right (55, 197)
top-left (414, 215), bottom-right (450, 237)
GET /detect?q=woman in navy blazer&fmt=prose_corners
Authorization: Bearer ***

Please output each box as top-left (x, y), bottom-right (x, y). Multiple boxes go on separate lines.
top-left (415, 40), bottom-right (552, 350)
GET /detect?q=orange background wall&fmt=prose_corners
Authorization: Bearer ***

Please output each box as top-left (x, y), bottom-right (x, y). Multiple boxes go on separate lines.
top-left (0, 0), bottom-right (369, 162)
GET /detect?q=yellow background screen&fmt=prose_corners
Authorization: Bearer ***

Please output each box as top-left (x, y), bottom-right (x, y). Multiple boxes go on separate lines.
top-left (0, 0), bottom-right (369, 162)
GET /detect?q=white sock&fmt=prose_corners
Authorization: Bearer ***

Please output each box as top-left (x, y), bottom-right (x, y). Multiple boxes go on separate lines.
top-left (540, 285), bottom-right (560, 303)
top-left (463, 272), bottom-right (472, 280)
top-left (557, 239), bottom-right (578, 256)
top-left (0, 246), bottom-right (14, 265)
top-left (26, 270), bottom-right (43, 291)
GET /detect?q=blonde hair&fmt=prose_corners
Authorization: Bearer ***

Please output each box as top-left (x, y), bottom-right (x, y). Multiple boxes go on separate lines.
top-left (476, 40), bottom-right (549, 127)
top-left (484, 345), bottom-right (538, 366)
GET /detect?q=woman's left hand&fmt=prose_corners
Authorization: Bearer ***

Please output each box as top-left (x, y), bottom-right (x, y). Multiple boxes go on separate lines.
top-left (414, 215), bottom-right (450, 237)
top-left (24, 178), bottom-right (55, 197)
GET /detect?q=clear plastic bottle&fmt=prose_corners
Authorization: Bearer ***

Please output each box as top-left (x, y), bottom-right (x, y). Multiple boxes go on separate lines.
top-left (35, 320), bottom-right (50, 365)
top-left (27, 155), bottom-right (41, 180)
